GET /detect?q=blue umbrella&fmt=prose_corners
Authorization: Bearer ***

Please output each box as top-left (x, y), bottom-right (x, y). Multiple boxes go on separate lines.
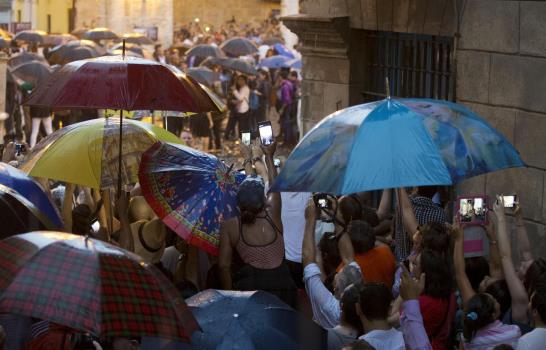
top-left (0, 162), bottom-right (63, 229)
top-left (139, 142), bottom-right (245, 256)
top-left (273, 43), bottom-right (295, 59)
top-left (258, 55), bottom-right (291, 69)
top-left (271, 98), bottom-right (525, 195)
top-left (287, 58), bottom-right (301, 69)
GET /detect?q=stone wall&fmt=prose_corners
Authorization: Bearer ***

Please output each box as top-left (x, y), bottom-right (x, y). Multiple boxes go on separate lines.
top-left (173, 0), bottom-right (279, 30)
top-left (75, 0), bottom-right (174, 46)
top-left (455, 1), bottom-right (546, 260)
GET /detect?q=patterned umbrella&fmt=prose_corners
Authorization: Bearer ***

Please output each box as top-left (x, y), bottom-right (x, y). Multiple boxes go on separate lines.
top-left (20, 117), bottom-right (182, 189)
top-left (139, 142), bottom-right (245, 255)
top-left (271, 98), bottom-right (525, 194)
top-left (0, 232), bottom-right (199, 341)
top-left (82, 27), bottom-right (119, 41)
top-left (220, 37), bottom-right (258, 57)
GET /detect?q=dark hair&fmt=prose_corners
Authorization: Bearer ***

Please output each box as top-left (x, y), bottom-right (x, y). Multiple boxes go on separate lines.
top-left (175, 279), bottom-right (199, 299)
top-left (525, 258), bottom-right (546, 295)
top-left (465, 257), bottom-right (490, 292)
top-left (421, 222), bottom-right (450, 254)
top-left (485, 279), bottom-right (511, 319)
top-left (462, 293), bottom-right (497, 341)
top-left (339, 195), bottom-right (363, 223)
top-left (417, 186), bottom-right (438, 199)
top-left (531, 280), bottom-right (546, 323)
top-left (345, 340), bottom-right (376, 350)
top-left (340, 284), bottom-right (364, 334)
top-left (279, 70), bottom-right (289, 79)
top-left (492, 345), bottom-right (513, 350)
top-left (289, 70), bottom-right (298, 78)
top-left (420, 249), bottom-right (452, 298)
top-left (348, 220), bottom-right (375, 254)
top-left (72, 204), bottom-right (92, 235)
top-left (358, 282), bottom-right (392, 321)
top-left (319, 232), bottom-right (341, 279)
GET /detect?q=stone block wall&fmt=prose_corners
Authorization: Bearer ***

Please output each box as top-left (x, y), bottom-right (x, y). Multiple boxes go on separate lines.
top-left (173, 0), bottom-right (279, 30)
top-left (456, 1), bottom-right (546, 260)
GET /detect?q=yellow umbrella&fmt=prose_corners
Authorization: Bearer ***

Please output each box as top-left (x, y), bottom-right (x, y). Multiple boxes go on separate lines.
top-left (20, 117), bottom-right (181, 189)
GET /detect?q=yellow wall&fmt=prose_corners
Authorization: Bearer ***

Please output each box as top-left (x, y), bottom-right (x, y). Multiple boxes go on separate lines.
top-left (12, 0), bottom-right (73, 33)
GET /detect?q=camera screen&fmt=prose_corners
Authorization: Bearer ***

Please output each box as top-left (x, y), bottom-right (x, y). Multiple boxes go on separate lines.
top-left (241, 132), bottom-right (251, 146)
top-left (459, 197), bottom-right (486, 223)
top-left (503, 195), bottom-right (516, 208)
top-left (258, 123), bottom-right (273, 145)
top-left (318, 198), bottom-right (328, 208)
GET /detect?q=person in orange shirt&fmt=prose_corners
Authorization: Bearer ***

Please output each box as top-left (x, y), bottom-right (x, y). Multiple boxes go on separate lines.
top-left (338, 220), bottom-right (396, 290)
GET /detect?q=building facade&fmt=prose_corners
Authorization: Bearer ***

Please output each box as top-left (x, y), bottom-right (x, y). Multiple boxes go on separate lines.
top-left (11, 0), bottom-right (73, 33)
top-left (284, 0), bottom-right (546, 259)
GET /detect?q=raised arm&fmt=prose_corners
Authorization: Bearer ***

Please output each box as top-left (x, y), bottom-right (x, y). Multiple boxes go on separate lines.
top-left (377, 189), bottom-right (392, 221)
top-left (396, 188), bottom-right (418, 238)
top-left (302, 199), bottom-right (318, 268)
top-left (262, 141), bottom-right (281, 227)
top-left (514, 203), bottom-right (533, 264)
top-left (485, 216), bottom-right (503, 280)
top-left (453, 223), bottom-right (476, 305)
top-left (338, 225), bottom-right (355, 266)
top-left (492, 196), bottom-right (529, 323)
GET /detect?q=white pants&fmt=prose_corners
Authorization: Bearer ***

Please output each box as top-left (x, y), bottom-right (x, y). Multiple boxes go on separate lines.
top-left (30, 117), bottom-right (53, 148)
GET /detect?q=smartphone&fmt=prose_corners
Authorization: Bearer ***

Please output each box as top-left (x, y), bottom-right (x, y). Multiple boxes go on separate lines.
top-left (457, 195), bottom-right (488, 225)
top-left (503, 195), bottom-right (517, 208)
top-left (15, 143), bottom-right (25, 156)
top-left (258, 121), bottom-right (274, 145)
top-left (273, 158), bottom-right (281, 168)
top-left (241, 131), bottom-right (251, 146)
top-left (314, 193), bottom-right (332, 210)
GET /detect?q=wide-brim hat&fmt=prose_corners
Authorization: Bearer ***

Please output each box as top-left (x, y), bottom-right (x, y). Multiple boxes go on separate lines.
top-left (130, 218), bottom-right (166, 264)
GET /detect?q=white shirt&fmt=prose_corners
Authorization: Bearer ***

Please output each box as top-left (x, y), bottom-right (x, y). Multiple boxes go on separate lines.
top-left (517, 328), bottom-right (546, 350)
top-left (233, 85), bottom-right (250, 114)
top-left (303, 262), bottom-right (361, 329)
top-left (359, 328), bottom-right (405, 350)
top-left (281, 192), bottom-right (311, 263)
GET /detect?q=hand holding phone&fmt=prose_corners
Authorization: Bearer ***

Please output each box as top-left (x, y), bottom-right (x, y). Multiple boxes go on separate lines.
top-left (258, 121), bottom-right (274, 146)
top-left (457, 195), bottom-right (488, 226)
top-left (241, 131), bottom-right (251, 146)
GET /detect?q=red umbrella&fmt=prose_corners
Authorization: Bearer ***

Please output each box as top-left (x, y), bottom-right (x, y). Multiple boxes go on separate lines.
top-left (25, 44), bottom-right (215, 194)
top-left (0, 232), bottom-right (199, 341)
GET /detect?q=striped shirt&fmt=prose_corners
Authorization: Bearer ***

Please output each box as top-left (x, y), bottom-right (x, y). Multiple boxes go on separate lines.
top-left (462, 320), bottom-right (521, 350)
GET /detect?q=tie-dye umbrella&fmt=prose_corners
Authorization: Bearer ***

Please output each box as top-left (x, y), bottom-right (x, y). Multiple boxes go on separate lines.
top-left (139, 142), bottom-right (245, 255)
top-left (271, 98), bottom-right (525, 195)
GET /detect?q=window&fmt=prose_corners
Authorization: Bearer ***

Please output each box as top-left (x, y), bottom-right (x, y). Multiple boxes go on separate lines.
top-left (360, 31), bottom-right (454, 102)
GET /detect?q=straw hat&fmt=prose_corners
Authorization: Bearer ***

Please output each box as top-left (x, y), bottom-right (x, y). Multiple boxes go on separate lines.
top-left (130, 218), bottom-right (166, 264)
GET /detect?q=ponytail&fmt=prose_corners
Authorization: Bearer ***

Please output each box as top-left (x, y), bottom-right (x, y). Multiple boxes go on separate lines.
top-left (462, 293), bottom-right (496, 342)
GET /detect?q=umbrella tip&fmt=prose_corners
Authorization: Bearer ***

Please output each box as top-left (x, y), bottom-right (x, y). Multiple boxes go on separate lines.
top-left (122, 39), bottom-right (126, 59)
top-left (385, 77), bottom-right (391, 99)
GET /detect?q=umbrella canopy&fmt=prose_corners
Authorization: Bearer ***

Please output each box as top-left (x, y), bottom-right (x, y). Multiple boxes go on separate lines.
top-left (273, 43), bottom-right (295, 59)
top-left (121, 33), bottom-right (154, 45)
top-left (48, 45), bottom-right (98, 65)
top-left (0, 28), bottom-right (12, 40)
top-left (262, 37), bottom-right (284, 45)
top-left (8, 52), bottom-right (48, 67)
top-left (0, 190), bottom-right (51, 239)
top-left (109, 49), bottom-right (143, 58)
top-left (287, 58), bottom-right (302, 70)
top-left (9, 61), bottom-right (52, 86)
top-left (21, 117), bottom-right (182, 189)
top-left (139, 142), bottom-right (244, 255)
top-left (201, 57), bottom-right (256, 75)
top-left (110, 42), bottom-right (145, 56)
top-left (0, 162), bottom-right (62, 230)
top-left (187, 67), bottom-right (219, 87)
top-left (186, 44), bottom-right (226, 59)
top-left (220, 37), bottom-right (258, 57)
top-left (13, 30), bottom-right (47, 44)
top-left (43, 33), bottom-right (78, 47)
top-left (271, 98), bottom-right (525, 195)
top-left (258, 55), bottom-right (292, 69)
top-left (0, 232), bottom-right (199, 341)
top-left (82, 27), bottom-right (119, 41)
top-left (185, 289), bottom-right (326, 350)
top-left (24, 56), bottom-right (209, 112)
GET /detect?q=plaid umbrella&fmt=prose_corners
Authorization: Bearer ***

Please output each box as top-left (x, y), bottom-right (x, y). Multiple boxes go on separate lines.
top-left (0, 232), bottom-right (199, 341)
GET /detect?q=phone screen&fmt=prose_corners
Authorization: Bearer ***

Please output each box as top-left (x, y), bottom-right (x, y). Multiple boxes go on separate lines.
top-left (273, 158), bottom-right (281, 168)
top-left (459, 197), bottom-right (487, 224)
top-left (241, 131), bottom-right (251, 146)
top-left (258, 121), bottom-right (273, 145)
top-left (503, 195), bottom-right (517, 208)
top-left (91, 220), bottom-right (100, 232)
